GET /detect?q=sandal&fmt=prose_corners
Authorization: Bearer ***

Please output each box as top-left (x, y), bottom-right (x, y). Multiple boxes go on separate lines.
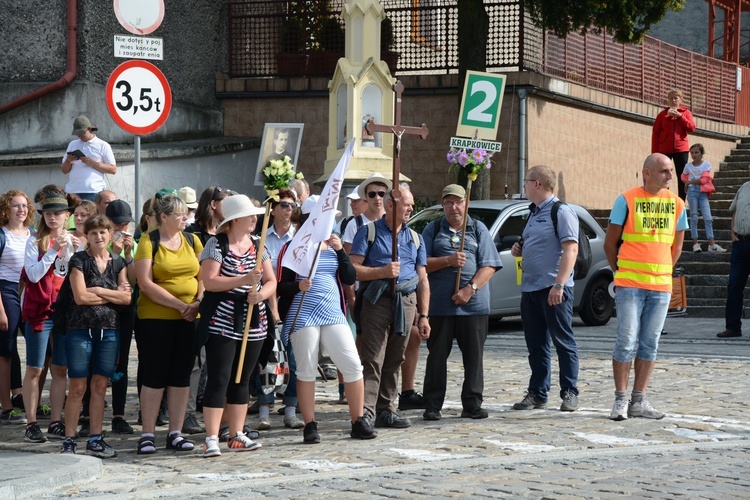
top-left (137, 435), bottom-right (156, 455)
top-left (166, 431), bottom-right (195, 451)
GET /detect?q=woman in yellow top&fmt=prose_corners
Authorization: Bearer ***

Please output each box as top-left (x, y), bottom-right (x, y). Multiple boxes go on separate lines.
top-left (134, 194), bottom-right (204, 455)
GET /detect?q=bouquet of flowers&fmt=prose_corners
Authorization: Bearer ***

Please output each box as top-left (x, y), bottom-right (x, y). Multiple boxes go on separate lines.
top-left (263, 155), bottom-right (304, 201)
top-left (446, 147), bottom-right (493, 181)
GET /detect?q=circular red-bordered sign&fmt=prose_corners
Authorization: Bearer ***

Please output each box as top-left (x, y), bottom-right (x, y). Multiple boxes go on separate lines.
top-left (106, 60), bottom-right (172, 135)
top-left (113, 0), bottom-right (165, 35)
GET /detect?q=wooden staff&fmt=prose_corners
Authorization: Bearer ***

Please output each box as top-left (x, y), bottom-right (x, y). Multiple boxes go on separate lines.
top-left (454, 178), bottom-right (473, 293)
top-left (235, 201), bottom-right (272, 383)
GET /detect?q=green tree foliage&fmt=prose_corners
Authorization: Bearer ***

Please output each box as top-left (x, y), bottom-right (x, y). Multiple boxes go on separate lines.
top-left (521, 0), bottom-right (685, 44)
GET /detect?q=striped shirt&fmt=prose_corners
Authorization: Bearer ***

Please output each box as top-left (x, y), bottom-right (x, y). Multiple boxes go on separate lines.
top-left (200, 236), bottom-right (270, 342)
top-left (282, 247), bottom-right (347, 338)
top-left (0, 227), bottom-right (31, 282)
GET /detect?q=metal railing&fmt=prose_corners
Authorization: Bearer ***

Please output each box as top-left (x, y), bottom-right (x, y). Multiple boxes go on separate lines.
top-left (228, 0), bottom-right (742, 124)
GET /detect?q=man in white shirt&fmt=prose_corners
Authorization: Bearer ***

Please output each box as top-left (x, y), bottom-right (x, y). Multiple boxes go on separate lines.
top-left (343, 173), bottom-right (392, 254)
top-left (61, 116), bottom-right (116, 201)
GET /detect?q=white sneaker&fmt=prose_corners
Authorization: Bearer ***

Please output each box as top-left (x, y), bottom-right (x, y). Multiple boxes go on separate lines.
top-left (203, 435), bottom-right (221, 458)
top-left (708, 244), bottom-right (726, 253)
top-left (610, 398), bottom-right (629, 421)
top-left (227, 431), bottom-right (262, 452)
top-left (692, 243), bottom-right (702, 252)
top-left (627, 399), bottom-right (665, 419)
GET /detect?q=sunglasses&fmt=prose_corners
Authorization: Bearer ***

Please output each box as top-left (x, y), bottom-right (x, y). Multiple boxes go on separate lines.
top-left (278, 201), bottom-right (297, 209)
top-left (368, 191), bottom-right (386, 199)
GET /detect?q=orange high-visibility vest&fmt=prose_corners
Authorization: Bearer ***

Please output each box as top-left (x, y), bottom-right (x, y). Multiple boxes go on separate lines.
top-left (615, 187), bottom-right (684, 293)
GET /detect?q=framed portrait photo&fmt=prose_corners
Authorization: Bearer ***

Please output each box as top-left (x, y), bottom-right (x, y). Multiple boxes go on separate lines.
top-left (255, 123), bottom-right (305, 186)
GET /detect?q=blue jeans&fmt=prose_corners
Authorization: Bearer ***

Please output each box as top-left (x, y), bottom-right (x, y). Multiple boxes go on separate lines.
top-left (725, 240), bottom-right (750, 333)
top-left (687, 186), bottom-right (714, 240)
top-left (25, 320), bottom-right (66, 368)
top-left (254, 340), bottom-right (298, 406)
top-left (613, 287), bottom-right (670, 362)
top-left (65, 329), bottom-right (119, 378)
top-left (74, 192), bottom-right (97, 202)
top-left (520, 287), bottom-right (579, 401)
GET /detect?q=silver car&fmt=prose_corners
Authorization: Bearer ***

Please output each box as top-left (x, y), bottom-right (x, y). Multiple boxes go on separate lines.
top-left (408, 200), bottom-right (614, 326)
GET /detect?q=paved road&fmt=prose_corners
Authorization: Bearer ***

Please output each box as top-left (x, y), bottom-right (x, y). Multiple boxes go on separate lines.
top-left (1, 316), bottom-right (748, 498)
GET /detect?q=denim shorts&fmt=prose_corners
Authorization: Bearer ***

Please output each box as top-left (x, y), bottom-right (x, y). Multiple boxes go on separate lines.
top-left (65, 329), bottom-right (119, 378)
top-left (613, 286), bottom-right (670, 362)
top-left (25, 320), bottom-right (67, 368)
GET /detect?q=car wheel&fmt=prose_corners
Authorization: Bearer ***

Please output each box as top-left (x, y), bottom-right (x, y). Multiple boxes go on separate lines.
top-left (579, 274), bottom-right (614, 326)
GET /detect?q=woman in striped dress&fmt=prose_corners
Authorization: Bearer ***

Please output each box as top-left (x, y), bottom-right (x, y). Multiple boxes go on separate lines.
top-left (198, 195), bottom-right (275, 457)
top-left (278, 201), bottom-right (376, 444)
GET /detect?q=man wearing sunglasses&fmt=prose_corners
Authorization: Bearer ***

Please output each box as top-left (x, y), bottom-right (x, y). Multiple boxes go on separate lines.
top-left (343, 173), bottom-right (392, 254)
top-left (420, 184), bottom-right (502, 421)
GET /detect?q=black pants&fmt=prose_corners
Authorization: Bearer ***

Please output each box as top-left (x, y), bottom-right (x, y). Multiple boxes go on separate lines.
top-left (666, 151), bottom-right (690, 201)
top-left (203, 334), bottom-right (264, 408)
top-left (423, 315), bottom-right (488, 412)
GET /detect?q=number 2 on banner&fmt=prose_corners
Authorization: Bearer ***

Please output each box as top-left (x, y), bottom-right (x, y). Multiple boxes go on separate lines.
top-left (466, 80), bottom-right (497, 123)
top-left (106, 60), bottom-right (172, 135)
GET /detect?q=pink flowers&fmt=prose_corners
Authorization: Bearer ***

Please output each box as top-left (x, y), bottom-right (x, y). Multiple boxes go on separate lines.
top-left (446, 147), bottom-right (493, 181)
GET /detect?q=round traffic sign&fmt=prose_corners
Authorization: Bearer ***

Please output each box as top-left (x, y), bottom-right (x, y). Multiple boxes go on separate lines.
top-left (106, 60), bottom-right (172, 135)
top-left (114, 0), bottom-right (165, 35)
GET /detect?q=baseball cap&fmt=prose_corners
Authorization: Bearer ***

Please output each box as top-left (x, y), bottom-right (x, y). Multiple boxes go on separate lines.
top-left (105, 200), bottom-right (135, 224)
top-left (72, 115), bottom-right (98, 136)
top-left (346, 188), bottom-right (360, 200)
top-left (442, 184), bottom-right (466, 199)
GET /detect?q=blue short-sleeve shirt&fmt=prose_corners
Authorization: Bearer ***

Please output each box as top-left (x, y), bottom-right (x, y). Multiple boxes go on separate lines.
top-left (350, 217), bottom-right (426, 291)
top-left (423, 216), bottom-right (502, 316)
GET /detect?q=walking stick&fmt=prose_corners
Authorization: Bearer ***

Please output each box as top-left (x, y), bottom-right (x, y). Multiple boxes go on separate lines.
top-left (235, 202), bottom-right (272, 384)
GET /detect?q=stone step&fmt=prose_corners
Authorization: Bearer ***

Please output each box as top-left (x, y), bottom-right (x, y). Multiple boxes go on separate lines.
top-left (684, 274), bottom-right (731, 286)
top-left (680, 305), bottom-right (725, 318)
top-left (674, 261), bottom-right (730, 274)
top-left (686, 285), bottom-right (750, 299)
top-left (714, 168), bottom-right (748, 178)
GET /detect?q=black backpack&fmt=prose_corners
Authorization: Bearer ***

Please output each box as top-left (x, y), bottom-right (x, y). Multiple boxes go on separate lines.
top-left (550, 201), bottom-right (592, 281)
top-left (340, 214), bottom-right (364, 236)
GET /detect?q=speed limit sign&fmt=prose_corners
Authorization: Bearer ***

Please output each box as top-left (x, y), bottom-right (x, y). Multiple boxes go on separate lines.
top-left (106, 60), bottom-right (172, 135)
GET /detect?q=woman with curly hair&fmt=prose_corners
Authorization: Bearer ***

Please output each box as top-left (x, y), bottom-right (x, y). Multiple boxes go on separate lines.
top-left (0, 190), bottom-right (35, 424)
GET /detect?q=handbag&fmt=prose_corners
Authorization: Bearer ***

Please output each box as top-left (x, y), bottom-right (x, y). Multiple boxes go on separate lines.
top-left (259, 323), bottom-right (289, 395)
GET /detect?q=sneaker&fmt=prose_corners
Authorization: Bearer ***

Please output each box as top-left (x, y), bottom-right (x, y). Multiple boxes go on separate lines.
top-left (0, 408), bottom-right (27, 425)
top-left (283, 415), bottom-right (305, 429)
top-left (220, 425), bottom-right (259, 442)
top-left (628, 399), bottom-right (664, 419)
top-left (78, 419), bottom-right (90, 437)
top-left (512, 392), bottom-right (547, 410)
top-left (47, 420), bottom-right (66, 440)
top-left (61, 437), bottom-right (77, 454)
top-left (708, 244), bottom-right (726, 253)
top-left (182, 413), bottom-right (205, 435)
top-left (610, 398), bottom-right (629, 421)
top-left (303, 421), bottom-right (321, 444)
top-left (256, 417), bottom-right (271, 431)
top-left (111, 417), bottom-right (134, 434)
top-left (461, 407), bottom-right (489, 419)
top-left (12, 394), bottom-right (24, 411)
top-left (203, 435), bottom-right (221, 458)
top-left (374, 411), bottom-right (411, 428)
top-left (422, 409), bottom-right (442, 421)
top-left (717, 329), bottom-right (742, 338)
top-left (36, 404), bottom-right (51, 419)
top-left (227, 431), bottom-right (262, 451)
top-left (692, 243), bottom-right (702, 252)
top-left (560, 391), bottom-right (579, 412)
top-left (398, 390), bottom-right (427, 410)
top-left (24, 422), bottom-right (47, 443)
top-left (350, 416), bottom-right (377, 439)
top-left (86, 437), bottom-right (117, 458)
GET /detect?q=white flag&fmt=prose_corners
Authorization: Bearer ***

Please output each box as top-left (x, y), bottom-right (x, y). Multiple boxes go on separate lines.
top-left (281, 139), bottom-right (354, 278)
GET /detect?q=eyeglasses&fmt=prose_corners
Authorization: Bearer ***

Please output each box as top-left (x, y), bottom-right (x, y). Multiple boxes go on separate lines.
top-left (278, 201), bottom-right (297, 209)
top-left (10, 204), bottom-right (28, 210)
top-left (442, 200), bottom-right (465, 208)
top-left (523, 178), bottom-right (538, 184)
top-left (368, 191), bottom-right (386, 199)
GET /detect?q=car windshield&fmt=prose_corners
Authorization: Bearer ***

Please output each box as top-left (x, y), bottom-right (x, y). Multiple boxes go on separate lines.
top-left (408, 206), bottom-right (502, 234)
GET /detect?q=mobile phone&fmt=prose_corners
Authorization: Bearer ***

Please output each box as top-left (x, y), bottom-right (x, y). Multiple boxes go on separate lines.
top-left (68, 149), bottom-right (85, 159)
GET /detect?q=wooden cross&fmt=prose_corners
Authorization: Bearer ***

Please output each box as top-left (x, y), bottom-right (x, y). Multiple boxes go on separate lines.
top-left (365, 81), bottom-right (429, 287)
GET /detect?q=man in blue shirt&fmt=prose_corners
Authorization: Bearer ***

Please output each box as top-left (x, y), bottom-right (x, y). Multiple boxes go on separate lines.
top-left (421, 184), bottom-right (502, 420)
top-left (350, 185), bottom-right (430, 429)
top-left (511, 165), bottom-right (581, 412)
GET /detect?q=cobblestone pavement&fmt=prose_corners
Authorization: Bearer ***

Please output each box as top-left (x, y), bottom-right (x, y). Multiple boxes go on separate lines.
top-left (1, 317), bottom-right (748, 498)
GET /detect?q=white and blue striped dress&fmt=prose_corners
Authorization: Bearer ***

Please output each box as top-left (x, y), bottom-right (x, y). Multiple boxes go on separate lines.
top-left (282, 247), bottom-right (346, 338)
top-left (200, 236), bottom-right (269, 342)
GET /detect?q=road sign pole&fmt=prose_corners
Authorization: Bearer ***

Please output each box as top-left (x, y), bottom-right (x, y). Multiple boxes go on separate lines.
top-left (135, 135), bottom-right (141, 221)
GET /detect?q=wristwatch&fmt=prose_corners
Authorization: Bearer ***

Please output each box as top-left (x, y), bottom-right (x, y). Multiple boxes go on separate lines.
top-left (553, 283), bottom-right (563, 290)
top-left (469, 281), bottom-right (478, 293)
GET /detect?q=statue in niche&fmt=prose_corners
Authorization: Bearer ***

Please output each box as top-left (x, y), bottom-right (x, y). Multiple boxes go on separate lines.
top-left (362, 114), bottom-right (375, 147)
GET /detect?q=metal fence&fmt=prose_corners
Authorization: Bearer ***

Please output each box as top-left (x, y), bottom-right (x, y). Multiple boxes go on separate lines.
top-left (228, 0), bottom-right (742, 123)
